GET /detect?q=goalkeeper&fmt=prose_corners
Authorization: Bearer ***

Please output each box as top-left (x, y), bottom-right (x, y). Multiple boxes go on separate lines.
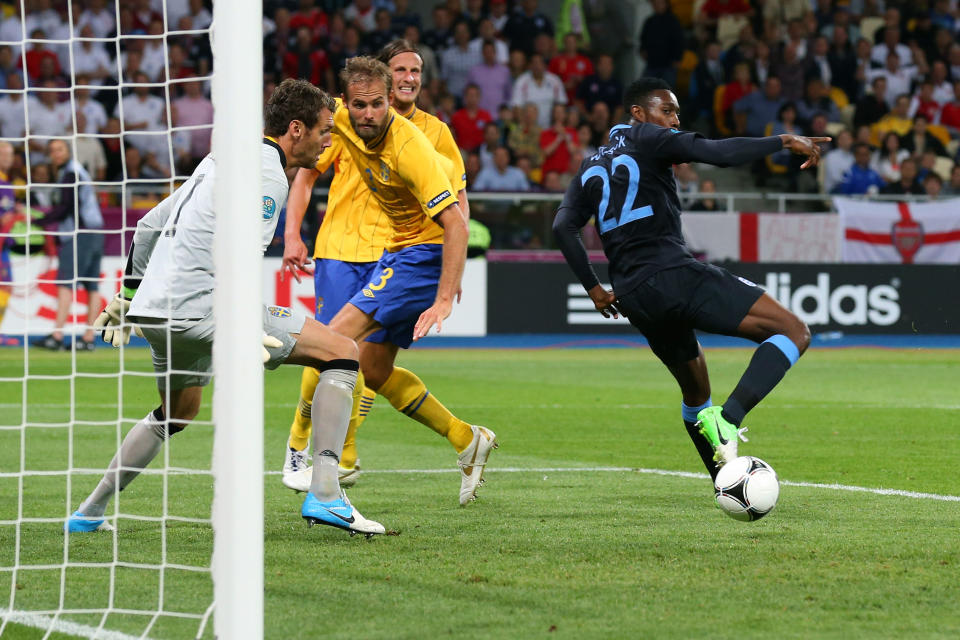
top-left (67, 79), bottom-right (385, 537)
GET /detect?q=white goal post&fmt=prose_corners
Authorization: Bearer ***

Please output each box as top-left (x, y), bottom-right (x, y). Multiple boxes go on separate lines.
top-left (210, 0), bottom-right (264, 638)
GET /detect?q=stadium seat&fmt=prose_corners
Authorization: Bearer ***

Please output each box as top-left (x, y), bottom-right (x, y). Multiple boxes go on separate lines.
top-left (933, 156), bottom-right (953, 181)
top-left (860, 17), bottom-right (884, 43)
top-left (763, 123), bottom-right (789, 175)
top-left (926, 124), bottom-right (951, 147)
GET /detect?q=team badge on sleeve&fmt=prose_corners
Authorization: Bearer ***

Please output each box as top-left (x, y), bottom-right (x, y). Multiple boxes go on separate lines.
top-left (268, 306), bottom-right (291, 318)
top-left (263, 196), bottom-right (277, 219)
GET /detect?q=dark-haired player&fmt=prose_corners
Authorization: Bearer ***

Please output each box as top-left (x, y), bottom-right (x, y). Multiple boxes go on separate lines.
top-left (554, 78), bottom-right (828, 478)
top-left (68, 79), bottom-right (385, 537)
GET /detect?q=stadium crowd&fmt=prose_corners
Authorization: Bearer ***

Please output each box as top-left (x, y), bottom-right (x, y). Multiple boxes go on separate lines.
top-left (0, 0), bottom-right (959, 229)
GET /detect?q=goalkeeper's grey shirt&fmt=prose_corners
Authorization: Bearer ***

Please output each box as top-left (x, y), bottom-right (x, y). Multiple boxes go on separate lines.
top-left (129, 139), bottom-right (289, 320)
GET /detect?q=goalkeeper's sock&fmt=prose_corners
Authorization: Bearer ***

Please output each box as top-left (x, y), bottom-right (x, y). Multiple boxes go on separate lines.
top-left (308, 366), bottom-right (358, 502)
top-left (682, 398), bottom-right (719, 481)
top-left (78, 408), bottom-right (169, 517)
top-left (722, 335), bottom-right (799, 427)
top-left (378, 367), bottom-right (474, 453)
top-left (288, 367), bottom-right (319, 451)
top-left (341, 385), bottom-right (375, 470)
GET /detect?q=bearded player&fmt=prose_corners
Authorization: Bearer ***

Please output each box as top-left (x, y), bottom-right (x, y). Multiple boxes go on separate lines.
top-left (280, 47), bottom-right (494, 505)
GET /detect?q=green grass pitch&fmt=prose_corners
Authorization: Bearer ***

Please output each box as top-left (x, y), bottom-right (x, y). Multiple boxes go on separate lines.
top-left (1, 345), bottom-right (959, 639)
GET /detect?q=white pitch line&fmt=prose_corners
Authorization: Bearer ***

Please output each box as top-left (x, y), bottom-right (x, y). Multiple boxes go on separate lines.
top-left (266, 466), bottom-right (960, 503)
top-left (0, 609), bottom-right (143, 640)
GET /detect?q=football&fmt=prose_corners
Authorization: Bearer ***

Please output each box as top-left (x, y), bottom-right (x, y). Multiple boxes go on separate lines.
top-left (714, 456), bottom-right (780, 521)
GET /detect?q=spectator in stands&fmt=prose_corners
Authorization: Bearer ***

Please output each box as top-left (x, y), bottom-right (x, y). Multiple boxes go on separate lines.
top-left (872, 131), bottom-right (910, 183)
top-left (467, 40), bottom-right (512, 115)
top-left (693, 42), bottom-right (725, 125)
top-left (539, 103), bottom-right (579, 179)
top-left (929, 61), bottom-right (953, 105)
top-left (478, 121), bottom-right (501, 169)
top-left (344, 0), bottom-right (376, 33)
top-left (365, 9), bottom-right (395, 53)
top-left (469, 19), bottom-right (508, 64)
top-left (586, 100), bottom-right (611, 147)
top-left (774, 42), bottom-right (806, 102)
top-left (175, 15), bottom-right (212, 76)
top-left (674, 162), bottom-right (700, 209)
top-left (717, 61), bottom-right (755, 133)
top-left (871, 25), bottom-right (912, 68)
top-left (577, 122), bottom-right (596, 160)
top-left (185, 0), bottom-right (212, 31)
top-left (35, 138), bottom-right (103, 352)
top-left (915, 150), bottom-right (940, 184)
top-left (833, 143), bottom-right (885, 194)
top-left (72, 25), bottom-right (114, 86)
top-left (464, 151), bottom-right (481, 185)
top-left (173, 78), bottom-right (213, 170)
top-left (822, 129), bottom-right (854, 193)
top-left (508, 48), bottom-right (527, 82)
top-left (696, 0), bottom-right (753, 43)
top-left (923, 172), bottom-right (943, 199)
top-left (451, 84), bottom-right (492, 152)
top-left (141, 20), bottom-right (168, 82)
top-left (690, 179), bottom-right (721, 211)
top-left (940, 81), bottom-right (960, 136)
top-left (582, 0), bottom-right (630, 61)
top-left (264, 8), bottom-right (295, 79)
top-left (872, 94), bottom-right (913, 144)
top-left (73, 113), bottom-right (107, 183)
top-left (120, 45), bottom-right (144, 85)
top-left (283, 26), bottom-right (334, 90)
top-left (76, 0), bottom-right (115, 38)
top-left (828, 26), bottom-right (858, 103)
top-left (391, 0), bottom-right (422, 36)
top-left (767, 102), bottom-right (802, 171)
top-left (25, 0), bottom-right (63, 38)
top-left (22, 29), bottom-right (61, 81)
top-left (28, 81), bottom-right (72, 158)
top-left (854, 76), bottom-right (889, 130)
top-left (549, 33), bottom-right (593, 104)
top-left (797, 78), bottom-right (841, 128)
top-left (511, 53), bottom-right (565, 128)
top-left (639, 0), bottom-right (685, 87)
top-left (907, 82), bottom-right (941, 124)
top-left (131, 0), bottom-right (162, 33)
top-left (575, 53), bottom-right (620, 114)
top-left (442, 21), bottom-right (481, 99)
top-left (473, 146), bottom-right (530, 191)
top-left (881, 157), bottom-right (924, 195)
top-left (901, 114), bottom-right (948, 158)
top-left (422, 5), bottom-right (452, 53)
top-left (942, 165), bottom-right (960, 196)
top-left (331, 26), bottom-right (368, 74)
top-left (0, 73), bottom-right (26, 140)
top-left (116, 71), bottom-right (170, 179)
top-left (290, 0), bottom-right (328, 43)
top-left (0, 46), bottom-right (16, 90)
top-left (460, 0), bottom-right (487, 36)
top-left (74, 75), bottom-right (108, 135)
top-left (506, 102), bottom-right (543, 169)
top-left (503, 0), bottom-right (554, 57)
top-left (734, 76), bottom-right (784, 137)
top-left (867, 52), bottom-right (915, 107)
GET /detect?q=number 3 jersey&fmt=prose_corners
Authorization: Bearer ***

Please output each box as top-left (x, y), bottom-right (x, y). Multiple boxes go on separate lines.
top-left (556, 123), bottom-right (704, 296)
top-left (129, 139), bottom-right (289, 320)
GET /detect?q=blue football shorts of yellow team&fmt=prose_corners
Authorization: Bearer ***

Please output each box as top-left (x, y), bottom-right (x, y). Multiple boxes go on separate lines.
top-left (313, 243), bottom-right (443, 348)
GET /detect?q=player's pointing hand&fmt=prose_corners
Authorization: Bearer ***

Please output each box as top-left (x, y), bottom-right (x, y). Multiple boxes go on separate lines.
top-left (281, 233), bottom-right (312, 283)
top-left (779, 134), bottom-right (832, 170)
top-left (413, 299), bottom-right (454, 341)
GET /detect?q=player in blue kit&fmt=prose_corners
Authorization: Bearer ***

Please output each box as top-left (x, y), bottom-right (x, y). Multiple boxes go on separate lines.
top-left (553, 78), bottom-right (829, 479)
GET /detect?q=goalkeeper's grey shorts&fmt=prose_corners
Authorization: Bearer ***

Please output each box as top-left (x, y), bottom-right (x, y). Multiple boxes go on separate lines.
top-left (135, 305), bottom-right (307, 390)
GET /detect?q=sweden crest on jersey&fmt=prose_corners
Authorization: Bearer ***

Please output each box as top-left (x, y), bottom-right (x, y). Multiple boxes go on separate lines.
top-left (267, 306), bottom-right (291, 318)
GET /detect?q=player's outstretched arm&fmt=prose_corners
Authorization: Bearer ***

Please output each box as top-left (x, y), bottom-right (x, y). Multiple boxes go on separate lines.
top-left (281, 167), bottom-right (321, 282)
top-left (658, 128), bottom-right (830, 169)
top-left (413, 203), bottom-right (468, 341)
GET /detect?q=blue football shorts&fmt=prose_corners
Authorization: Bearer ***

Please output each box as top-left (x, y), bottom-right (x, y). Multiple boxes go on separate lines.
top-left (313, 257), bottom-right (387, 343)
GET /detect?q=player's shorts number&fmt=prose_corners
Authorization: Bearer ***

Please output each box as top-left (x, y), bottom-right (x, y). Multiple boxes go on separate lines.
top-left (582, 156), bottom-right (653, 234)
top-left (368, 267), bottom-right (394, 291)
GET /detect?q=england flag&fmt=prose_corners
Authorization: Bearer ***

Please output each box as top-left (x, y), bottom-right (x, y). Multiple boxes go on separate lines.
top-left (835, 197), bottom-right (960, 264)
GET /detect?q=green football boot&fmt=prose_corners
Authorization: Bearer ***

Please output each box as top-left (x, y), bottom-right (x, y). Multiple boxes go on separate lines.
top-left (695, 406), bottom-right (748, 467)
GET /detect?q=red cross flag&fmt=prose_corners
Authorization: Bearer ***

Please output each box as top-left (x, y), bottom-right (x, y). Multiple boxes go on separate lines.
top-left (835, 197), bottom-right (960, 264)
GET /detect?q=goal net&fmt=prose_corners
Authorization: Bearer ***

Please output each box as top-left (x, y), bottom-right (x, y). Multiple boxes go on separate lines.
top-left (0, 1), bottom-right (262, 638)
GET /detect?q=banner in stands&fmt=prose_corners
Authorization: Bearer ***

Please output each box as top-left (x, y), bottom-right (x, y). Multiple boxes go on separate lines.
top-left (2, 256), bottom-right (487, 337)
top-left (835, 197), bottom-right (960, 264)
top-left (487, 262), bottom-right (960, 334)
top-left (682, 213), bottom-right (841, 262)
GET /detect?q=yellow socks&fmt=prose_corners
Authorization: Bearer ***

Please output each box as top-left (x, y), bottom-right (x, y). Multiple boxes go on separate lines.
top-left (288, 366), bottom-right (319, 451)
top-left (341, 381), bottom-right (375, 470)
top-left (0, 288), bottom-right (9, 325)
top-left (378, 367), bottom-right (474, 452)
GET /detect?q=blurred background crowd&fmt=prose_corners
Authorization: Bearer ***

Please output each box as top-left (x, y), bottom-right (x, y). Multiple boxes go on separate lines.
top-left (1, 0), bottom-right (960, 247)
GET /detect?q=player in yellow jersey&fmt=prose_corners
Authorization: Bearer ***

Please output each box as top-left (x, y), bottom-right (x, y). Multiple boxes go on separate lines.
top-left (281, 52), bottom-right (496, 505)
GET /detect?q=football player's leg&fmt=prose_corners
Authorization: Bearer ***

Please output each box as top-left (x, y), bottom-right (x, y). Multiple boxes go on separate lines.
top-left (725, 293), bottom-right (810, 428)
top-left (666, 350), bottom-right (722, 480)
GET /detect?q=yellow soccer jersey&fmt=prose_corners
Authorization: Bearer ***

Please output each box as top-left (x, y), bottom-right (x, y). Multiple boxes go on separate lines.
top-left (403, 106), bottom-right (467, 193)
top-left (312, 134), bottom-right (391, 262)
top-left (332, 104), bottom-right (459, 252)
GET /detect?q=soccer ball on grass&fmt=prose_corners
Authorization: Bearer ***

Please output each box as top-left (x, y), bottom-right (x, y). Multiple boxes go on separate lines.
top-left (714, 456), bottom-right (779, 521)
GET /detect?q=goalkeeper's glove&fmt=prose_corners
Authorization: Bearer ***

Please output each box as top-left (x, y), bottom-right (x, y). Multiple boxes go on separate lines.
top-left (93, 292), bottom-right (142, 347)
top-left (262, 334), bottom-right (283, 364)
